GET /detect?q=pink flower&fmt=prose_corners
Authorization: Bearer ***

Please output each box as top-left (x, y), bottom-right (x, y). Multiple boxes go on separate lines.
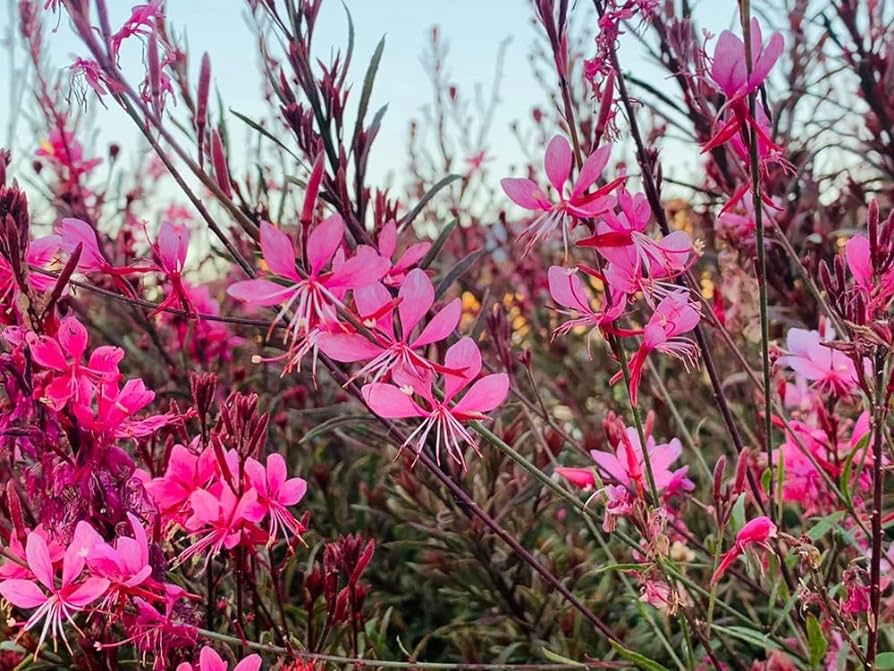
top-left (70, 58), bottom-right (113, 97)
top-left (0, 234), bottom-right (61, 305)
top-left (150, 220), bottom-right (195, 316)
top-left (619, 291), bottom-right (701, 405)
top-left (0, 524), bottom-right (109, 652)
top-left (244, 453), bottom-right (307, 544)
top-left (319, 269), bottom-right (461, 382)
top-left (227, 216), bottom-right (389, 369)
top-left (73, 377), bottom-right (174, 439)
top-left (548, 265), bottom-right (626, 353)
top-left (179, 483), bottom-right (264, 566)
top-left (778, 327), bottom-right (857, 397)
top-left (36, 128), bottom-right (102, 178)
top-left (501, 135), bottom-right (622, 254)
top-left (711, 516), bottom-right (777, 584)
top-left (702, 18), bottom-right (784, 154)
top-left (176, 646), bottom-right (261, 671)
top-left (361, 337), bottom-right (509, 468)
top-left (846, 234), bottom-right (894, 311)
top-left (86, 513), bottom-right (153, 597)
top-left (111, 1), bottom-right (163, 59)
top-left (377, 220), bottom-right (431, 286)
top-left (26, 315), bottom-right (123, 411)
top-left (146, 443), bottom-right (217, 521)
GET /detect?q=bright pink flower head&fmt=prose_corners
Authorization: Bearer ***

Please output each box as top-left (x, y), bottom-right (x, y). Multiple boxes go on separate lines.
top-left (73, 377), bottom-right (173, 439)
top-left (179, 483), bottom-right (265, 566)
top-left (176, 646), bottom-right (262, 671)
top-left (228, 216), bottom-right (389, 369)
top-left (846, 234), bottom-right (894, 311)
top-left (361, 337), bottom-right (509, 468)
top-left (0, 524), bottom-right (110, 652)
top-left (711, 516), bottom-right (777, 584)
top-left (244, 453), bottom-right (307, 544)
top-left (26, 315), bottom-right (123, 411)
top-left (547, 265), bottom-right (626, 353)
top-left (147, 443), bottom-right (218, 521)
top-left (620, 290), bottom-right (700, 405)
top-left (710, 18), bottom-right (784, 100)
top-left (36, 128), bottom-right (102, 178)
top-left (378, 220), bottom-right (431, 286)
top-left (319, 268), bottom-right (461, 382)
top-left (501, 135), bottom-right (622, 254)
top-left (87, 513), bottom-right (153, 593)
top-left (59, 218), bottom-right (107, 273)
top-left (778, 327), bottom-right (858, 397)
top-left (0, 234), bottom-right (61, 308)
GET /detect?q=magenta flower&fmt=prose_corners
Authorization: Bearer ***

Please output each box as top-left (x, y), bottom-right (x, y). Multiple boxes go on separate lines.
top-left (150, 220), bottom-right (195, 316)
top-left (501, 135), bottom-right (622, 253)
top-left (846, 234), bottom-right (894, 310)
top-left (244, 453), bottom-right (307, 544)
top-left (86, 513), bottom-right (153, 598)
top-left (176, 646), bottom-right (261, 671)
top-left (26, 315), bottom-right (123, 411)
top-left (702, 18), bottom-right (784, 153)
top-left (777, 327), bottom-right (858, 397)
top-left (547, 265), bottom-right (626, 353)
top-left (36, 128), bottom-right (102, 178)
top-left (70, 58), bottom-right (113, 97)
top-left (619, 290), bottom-right (701, 405)
top-left (73, 377), bottom-right (174, 439)
top-left (361, 337), bottom-right (509, 467)
top-left (179, 484), bottom-right (264, 566)
top-left (0, 234), bottom-right (61, 303)
top-left (146, 443), bottom-right (217, 521)
top-left (0, 524), bottom-right (109, 653)
top-left (378, 220), bottom-right (431, 286)
top-left (711, 516), bottom-right (777, 584)
top-left (319, 268), bottom-right (461, 382)
top-left (227, 216), bottom-right (389, 365)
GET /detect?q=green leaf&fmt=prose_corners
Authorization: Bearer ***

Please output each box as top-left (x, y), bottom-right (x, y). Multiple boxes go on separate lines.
top-left (731, 492), bottom-right (746, 534)
top-left (877, 653), bottom-right (894, 670)
top-left (541, 648), bottom-right (586, 667)
top-left (420, 218), bottom-right (458, 270)
top-left (609, 641), bottom-right (672, 671)
top-left (805, 512), bottom-right (845, 542)
top-left (299, 415), bottom-right (377, 444)
top-left (712, 625), bottom-right (780, 651)
top-left (435, 248), bottom-right (484, 300)
top-left (806, 615), bottom-right (827, 667)
top-left (592, 562), bottom-right (648, 574)
top-left (398, 174), bottom-right (462, 232)
top-left (230, 109), bottom-right (304, 165)
top-left (351, 35), bottom-right (386, 150)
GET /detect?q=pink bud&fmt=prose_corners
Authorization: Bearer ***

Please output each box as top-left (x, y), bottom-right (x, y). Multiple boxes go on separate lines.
top-left (210, 129), bottom-right (232, 198)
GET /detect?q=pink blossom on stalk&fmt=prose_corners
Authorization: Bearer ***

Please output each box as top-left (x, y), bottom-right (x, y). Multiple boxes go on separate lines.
top-left (227, 216), bottom-right (389, 372)
top-left (0, 234), bottom-right (61, 303)
top-left (846, 234), bottom-right (894, 309)
top-left (146, 443), bottom-right (217, 521)
top-left (777, 327), bottom-right (857, 397)
top-left (319, 268), bottom-right (461, 382)
top-left (362, 337), bottom-right (509, 468)
top-left (0, 525), bottom-right (109, 653)
top-left (178, 484), bottom-right (264, 566)
top-left (70, 58), bottom-right (113, 97)
top-left (547, 265), bottom-right (626, 354)
top-left (711, 516), bottom-right (777, 584)
top-left (111, 1), bottom-right (163, 59)
top-left (176, 646), bottom-right (261, 671)
top-left (702, 18), bottom-right (784, 153)
top-left (377, 220), bottom-right (431, 286)
top-left (58, 218), bottom-right (144, 277)
top-left (36, 128), bottom-right (102, 178)
top-left (244, 453), bottom-right (307, 545)
top-left (149, 220), bottom-right (195, 316)
top-left (500, 135), bottom-right (622, 254)
top-left (73, 377), bottom-right (175, 439)
top-left (26, 315), bottom-right (123, 411)
top-left (86, 513), bottom-right (154, 602)
top-left (617, 291), bottom-right (701, 405)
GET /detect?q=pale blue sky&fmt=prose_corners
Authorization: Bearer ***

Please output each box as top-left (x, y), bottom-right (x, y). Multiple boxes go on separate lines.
top-left (0, 1), bottom-right (739, 192)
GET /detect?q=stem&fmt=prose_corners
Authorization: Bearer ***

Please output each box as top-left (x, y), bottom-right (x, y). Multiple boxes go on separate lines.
top-left (866, 348), bottom-right (886, 669)
top-left (739, 0), bottom-right (776, 526)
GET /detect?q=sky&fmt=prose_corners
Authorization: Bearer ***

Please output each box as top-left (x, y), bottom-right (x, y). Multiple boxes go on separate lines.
top-left (0, 1), bottom-right (739, 196)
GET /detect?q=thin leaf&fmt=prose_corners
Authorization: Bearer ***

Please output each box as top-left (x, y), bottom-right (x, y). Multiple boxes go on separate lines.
top-left (299, 415), bottom-right (379, 444)
top-left (398, 174), bottom-right (462, 233)
top-left (609, 641), bottom-right (672, 671)
top-left (877, 653), bottom-right (894, 670)
top-left (420, 218), bottom-right (458, 270)
top-left (806, 615), bottom-right (827, 668)
top-left (711, 624), bottom-right (780, 651)
top-left (230, 108), bottom-right (304, 165)
top-left (351, 35), bottom-right (386, 151)
top-left (435, 248), bottom-right (484, 300)
top-left (541, 648), bottom-right (585, 667)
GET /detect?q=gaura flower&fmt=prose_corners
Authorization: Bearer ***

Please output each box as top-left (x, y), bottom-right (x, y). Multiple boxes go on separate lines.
top-left (711, 516), bottom-right (777, 584)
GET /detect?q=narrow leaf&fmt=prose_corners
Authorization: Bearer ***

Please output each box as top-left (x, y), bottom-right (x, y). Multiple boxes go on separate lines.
top-left (398, 174), bottom-right (462, 232)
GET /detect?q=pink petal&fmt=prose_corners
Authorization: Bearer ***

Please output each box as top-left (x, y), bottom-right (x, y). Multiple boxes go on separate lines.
top-left (354, 281), bottom-right (395, 336)
top-left (749, 28), bottom-right (783, 91)
top-left (548, 266), bottom-right (590, 312)
top-left (393, 242), bottom-right (430, 274)
top-left (710, 31), bottom-right (747, 97)
top-left (362, 383), bottom-right (424, 419)
top-left (378, 220), bottom-right (397, 258)
top-left (59, 217), bottom-right (105, 269)
top-left (325, 247), bottom-right (389, 290)
top-left (24, 532), bottom-right (55, 591)
top-left (443, 337), bottom-right (482, 401)
top-left (87, 345), bottom-right (125, 375)
top-left (244, 457), bottom-right (267, 496)
top-left (0, 579), bottom-right (47, 609)
top-left (500, 178), bottom-right (547, 211)
top-left (318, 333), bottom-right (383, 362)
top-left (571, 145), bottom-right (611, 199)
top-left (412, 298), bottom-right (460, 348)
top-left (544, 135), bottom-right (572, 193)
top-left (265, 453), bottom-right (287, 492)
top-left (398, 269), bottom-right (434, 337)
top-left (28, 334), bottom-right (68, 370)
top-left (451, 373), bottom-right (509, 416)
top-left (189, 489), bottom-right (221, 524)
top-left (199, 646), bottom-right (228, 671)
top-left (279, 477), bottom-right (307, 507)
top-left (27, 235), bottom-right (61, 266)
top-left (158, 221), bottom-right (189, 272)
top-left (307, 214), bottom-right (344, 276)
top-left (554, 467), bottom-right (596, 489)
top-left (846, 235), bottom-right (872, 288)
top-left (589, 450), bottom-right (627, 484)
top-left (233, 655), bottom-right (263, 671)
top-left (227, 279), bottom-right (295, 306)
top-left (259, 221), bottom-right (298, 280)
top-left (58, 315), bottom-right (88, 360)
